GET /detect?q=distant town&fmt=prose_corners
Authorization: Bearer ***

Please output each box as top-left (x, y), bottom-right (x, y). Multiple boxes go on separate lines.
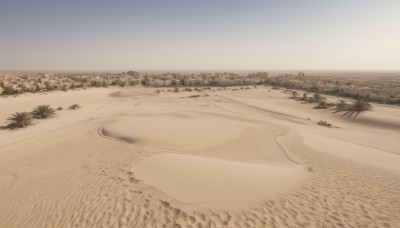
top-left (1, 71), bottom-right (399, 105)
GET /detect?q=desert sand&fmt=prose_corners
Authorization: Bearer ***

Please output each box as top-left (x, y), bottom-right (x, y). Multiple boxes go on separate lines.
top-left (1, 86), bottom-right (400, 227)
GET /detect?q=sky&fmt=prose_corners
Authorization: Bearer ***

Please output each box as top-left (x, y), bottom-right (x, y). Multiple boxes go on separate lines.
top-left (0, 0), bottom-right (399, 71)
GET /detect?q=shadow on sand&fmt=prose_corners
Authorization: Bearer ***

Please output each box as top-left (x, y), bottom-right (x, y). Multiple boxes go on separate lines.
top-left (332, 109), bottom-right (361, 118)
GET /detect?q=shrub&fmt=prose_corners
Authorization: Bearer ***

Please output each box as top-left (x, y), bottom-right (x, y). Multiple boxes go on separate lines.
top-left (302, 93), bottom-right (308, 101)
top-left (327, 102), bottom-right (335, 107)
top-left (307, 97), bottom-right (317, 103)
top-left (316, 100), bottom-right (328, 109)
top-left (3, 87), bottom-right (14, 95)
top-left (336, 100), bottom-right (349, 110)
top-left (6, 112), bottom-right (33, 129)
top-left (68, 104), bottom-right (81, 110)
top-left (57, 107), bottom-right (63, 111)
top-left (31, 105), bottom-right (56, 119)
top-left (317, 120), bottom-right (332, 127)
top-left (292, 91), bottom-right (298, 98)
top-left (351, 99), bottom-right (372, 112)
top-left (313, 93), bottom-right (323, 102)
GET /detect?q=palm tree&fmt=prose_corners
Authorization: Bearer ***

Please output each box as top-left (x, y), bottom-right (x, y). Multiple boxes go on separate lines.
top-left (352, 99), bottom-right (372, 112)
top-left (6, 112), bottom-right (33, 129)
top-left (31, 105), bottom-right (56, 119)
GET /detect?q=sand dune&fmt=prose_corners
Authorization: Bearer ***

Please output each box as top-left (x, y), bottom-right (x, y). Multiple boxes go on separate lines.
top-left (133, 153), bottom-right (307, 204)
top-left (300, 130), bottom-right (400, 172)
top-left (1, 86), bottom-right (399, 227)
top-left (101, 113), bottom-right (245, 151)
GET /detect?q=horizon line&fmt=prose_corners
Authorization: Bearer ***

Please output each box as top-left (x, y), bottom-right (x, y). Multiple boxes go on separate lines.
top-left (1, 69), bottom-right (400, 73)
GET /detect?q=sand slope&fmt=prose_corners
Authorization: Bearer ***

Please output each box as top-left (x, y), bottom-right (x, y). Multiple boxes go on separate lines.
top-left (0, 86), bottom-right (399, 227)
top-left (133, 153), bottom-right (306, 204)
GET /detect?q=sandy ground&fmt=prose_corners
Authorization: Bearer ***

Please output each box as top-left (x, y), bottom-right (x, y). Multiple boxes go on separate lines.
top-left (0, 86), bottom-right (399, 227)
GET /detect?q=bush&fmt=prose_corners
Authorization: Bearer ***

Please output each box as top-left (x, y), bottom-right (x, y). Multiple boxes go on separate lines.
top-left (68, 104), bottom-right (81, 110)
top-left (336, 100), bottom-right (349, 110)
top-left (57, 107), bottom-right (63, 111)
top-left (313, 93), bottom-right (323, 102)
top-left (307, 97), bottom-right (317, 103)
top-left (327, 102), bottom-right (335, 107)
top-left (317, 120), bottom-right (332, 127)
top-left (6, 112), bottom-right (33, 129)
top-left (302, 93), bottom-right (308, 101)
top-left (351, 99), bottom-right (372, 112)
top-left (316, 100), bottom-right (328, 109)
top-left (3, 87), bottom-right (14, 95)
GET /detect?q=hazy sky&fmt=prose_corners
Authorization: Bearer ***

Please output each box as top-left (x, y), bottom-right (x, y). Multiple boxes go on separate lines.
top-left (1, 0), bottom-right (399, 71)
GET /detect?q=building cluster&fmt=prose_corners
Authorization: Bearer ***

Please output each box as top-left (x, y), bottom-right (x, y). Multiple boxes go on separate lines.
top-left (266, 73), bottom-right (400, 104)
top-left (142, 72), bottom-right (269, 87)
top-left (0, 71), bottom-right (141, 95)
top-left (0, 71), bottom-right (269, 96)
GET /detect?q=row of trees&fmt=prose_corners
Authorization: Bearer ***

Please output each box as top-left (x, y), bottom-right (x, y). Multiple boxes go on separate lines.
top-left (267, 79), bottom-right (399, 105)
top-left (291, 90), bottom-right (372, 112)
top-left (5, 104), bottom-right (81, 129)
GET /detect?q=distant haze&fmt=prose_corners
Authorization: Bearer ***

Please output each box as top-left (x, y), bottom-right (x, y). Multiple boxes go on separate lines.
top-left (1, 1), bottom-right (399, 71)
